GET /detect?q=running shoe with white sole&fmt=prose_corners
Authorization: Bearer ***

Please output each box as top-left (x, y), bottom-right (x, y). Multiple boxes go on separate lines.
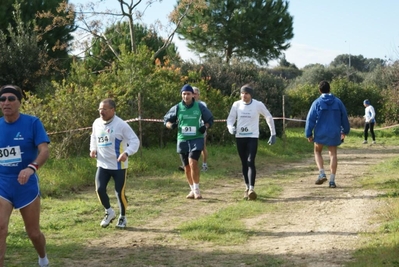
top-left (116, 216), bottom-right (127, 228)
top-left (100, 209), bottom-right (116, 228)
top-left (194, 189), bottom-right (202, 199)
top-left (248, 190), bottom-right (257, 200)
top-left (329, 181), bottom-right (337, 188)
top-left (186, 191), bottom-right (195, 199)
top-left (315, 174), bottom-right (327, 185)
top-left (243, 189), bottom-right (249, 200)
top-left (202, 164), bottom-right (208, 171)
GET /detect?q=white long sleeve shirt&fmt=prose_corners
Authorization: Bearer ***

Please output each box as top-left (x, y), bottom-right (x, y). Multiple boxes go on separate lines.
top-left (227, 99), bottom-right (276, 138)
top-left (364, 105), bottom-right (376, 123)
top-left (90, 115), bottom-right (140, 169)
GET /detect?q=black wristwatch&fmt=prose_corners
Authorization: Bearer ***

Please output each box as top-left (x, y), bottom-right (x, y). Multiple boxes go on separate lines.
top-left (125, 152), bottom-right (129, 157)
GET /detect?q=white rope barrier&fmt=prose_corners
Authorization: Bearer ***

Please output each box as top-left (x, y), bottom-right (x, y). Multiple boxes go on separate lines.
top-left (46, 117), bottom-right (399, 135)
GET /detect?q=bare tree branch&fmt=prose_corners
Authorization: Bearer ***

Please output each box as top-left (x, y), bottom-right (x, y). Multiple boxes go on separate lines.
top-left (71, 0), bottom-right (202, 62)
top-left (153, 1), bottom-right (193, 59)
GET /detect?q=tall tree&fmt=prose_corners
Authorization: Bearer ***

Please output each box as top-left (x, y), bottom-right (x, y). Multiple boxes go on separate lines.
top-left (0, 4), bottom-right (48, 91)
top-left (0, 0), bottom-right (76, 68)
top-left (174, 0), bottom-right (294, 64)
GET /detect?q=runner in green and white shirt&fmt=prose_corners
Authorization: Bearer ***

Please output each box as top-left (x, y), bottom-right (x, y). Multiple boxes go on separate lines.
top-left (164, 84), bottom-right (214, 199)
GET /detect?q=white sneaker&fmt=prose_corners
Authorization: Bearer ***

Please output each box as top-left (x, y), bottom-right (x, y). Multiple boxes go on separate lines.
top-left (116, 216), bottom-right (127, 228)
top-left (243, 189), bottom-right (249, 200)
top-left (362, 140), bottom-right (367, 144)
top-left (194, 188), bottom-right (202, 199)
top-left (202, 164), bottom-right (208, 171)
top-left (100, 208), bottom-right (116, 227)
top-left (186, 191), bottom-right (195, 199)
top-left (372, 141), bottom-right (376, 144)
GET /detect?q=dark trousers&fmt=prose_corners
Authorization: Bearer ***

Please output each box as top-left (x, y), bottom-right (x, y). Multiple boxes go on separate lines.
top-left (364, 122), bottom-right (375, 141)
top-left (95, 167), bottom-right (127, 216)
top-left (236, 138), bottom-right (258, 187)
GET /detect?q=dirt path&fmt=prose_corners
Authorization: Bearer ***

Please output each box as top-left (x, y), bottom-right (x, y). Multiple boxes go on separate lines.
top-left (241, 146), bottom-right (394, 267)
top-left (82, 145), bottom-right (397, 267)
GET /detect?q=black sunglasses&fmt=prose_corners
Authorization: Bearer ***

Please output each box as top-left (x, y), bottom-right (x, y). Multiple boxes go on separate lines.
top-left (0, 96), bottom-right (17, 102)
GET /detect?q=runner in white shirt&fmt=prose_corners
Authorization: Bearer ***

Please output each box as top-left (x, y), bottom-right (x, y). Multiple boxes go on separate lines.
top-left (362, 99), bottom-right (376, 144)
top-left (90, 99), bottom-right (140, 228)
top-left (227, 84), bottom-right (276, 200)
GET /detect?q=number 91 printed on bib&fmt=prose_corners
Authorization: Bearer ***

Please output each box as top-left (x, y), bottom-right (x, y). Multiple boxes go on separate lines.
top-left (181, 126), bottom-right (197, 136)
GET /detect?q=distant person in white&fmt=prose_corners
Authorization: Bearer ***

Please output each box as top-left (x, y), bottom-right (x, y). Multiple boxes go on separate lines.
top-left (362, 99), bottom-right (376, 144)
top-left (226, 84), bottom-right (276, 201)
top-left (90, 98), bottom-right (140, 228)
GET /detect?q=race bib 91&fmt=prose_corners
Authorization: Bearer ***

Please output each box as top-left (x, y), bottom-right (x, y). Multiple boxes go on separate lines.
top-left (181, 126), bottom-right (197, 136)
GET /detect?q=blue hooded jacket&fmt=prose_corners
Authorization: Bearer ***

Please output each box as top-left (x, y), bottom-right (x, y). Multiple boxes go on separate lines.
top-left (305, 93), bottom-right (350, 146)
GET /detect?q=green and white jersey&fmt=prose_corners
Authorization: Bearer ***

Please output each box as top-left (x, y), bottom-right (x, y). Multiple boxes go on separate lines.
top-left (177, 101), bottom-right (203, 141)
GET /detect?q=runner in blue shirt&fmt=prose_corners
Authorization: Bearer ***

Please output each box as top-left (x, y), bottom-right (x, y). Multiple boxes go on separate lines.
top-left (0, 85), bottom-right (50, 267)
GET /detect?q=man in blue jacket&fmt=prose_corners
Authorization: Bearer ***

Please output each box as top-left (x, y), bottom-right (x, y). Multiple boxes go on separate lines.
top-left (305, 81), bottom-right (350, 188)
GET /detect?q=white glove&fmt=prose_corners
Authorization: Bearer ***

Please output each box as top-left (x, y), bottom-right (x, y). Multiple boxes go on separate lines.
top-left (228, 126), bottom-right (236, 135)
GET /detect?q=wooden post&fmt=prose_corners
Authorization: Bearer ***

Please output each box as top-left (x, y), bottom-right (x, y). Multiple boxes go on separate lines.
top-left (282, 95), bottom-right (286, 149)
top-left (138, 93), bottom-right (143, 157)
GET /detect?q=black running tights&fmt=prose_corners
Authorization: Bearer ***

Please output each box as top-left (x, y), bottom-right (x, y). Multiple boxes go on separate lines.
top-left (364, 122), bottom-right (375, 141)
top-left (95, 167), bottom-right (127, 216)
top-left (236, 138), bottom-right (258, 187)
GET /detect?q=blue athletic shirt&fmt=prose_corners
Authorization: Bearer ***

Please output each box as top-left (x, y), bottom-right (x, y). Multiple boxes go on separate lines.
top-left (0, 114), bottom-right (50, 176)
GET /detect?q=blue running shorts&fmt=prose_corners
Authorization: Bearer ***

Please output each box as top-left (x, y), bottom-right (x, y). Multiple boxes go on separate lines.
top-left (0, 173), bottom-right (40, 209)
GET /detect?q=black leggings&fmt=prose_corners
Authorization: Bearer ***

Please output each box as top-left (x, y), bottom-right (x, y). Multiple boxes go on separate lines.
top-left (236, 138), bottom-right (258, 187)
top-left (364, 122), bottom-right (375, 141)
top-left (95, 167), bottom-right (127, 216)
